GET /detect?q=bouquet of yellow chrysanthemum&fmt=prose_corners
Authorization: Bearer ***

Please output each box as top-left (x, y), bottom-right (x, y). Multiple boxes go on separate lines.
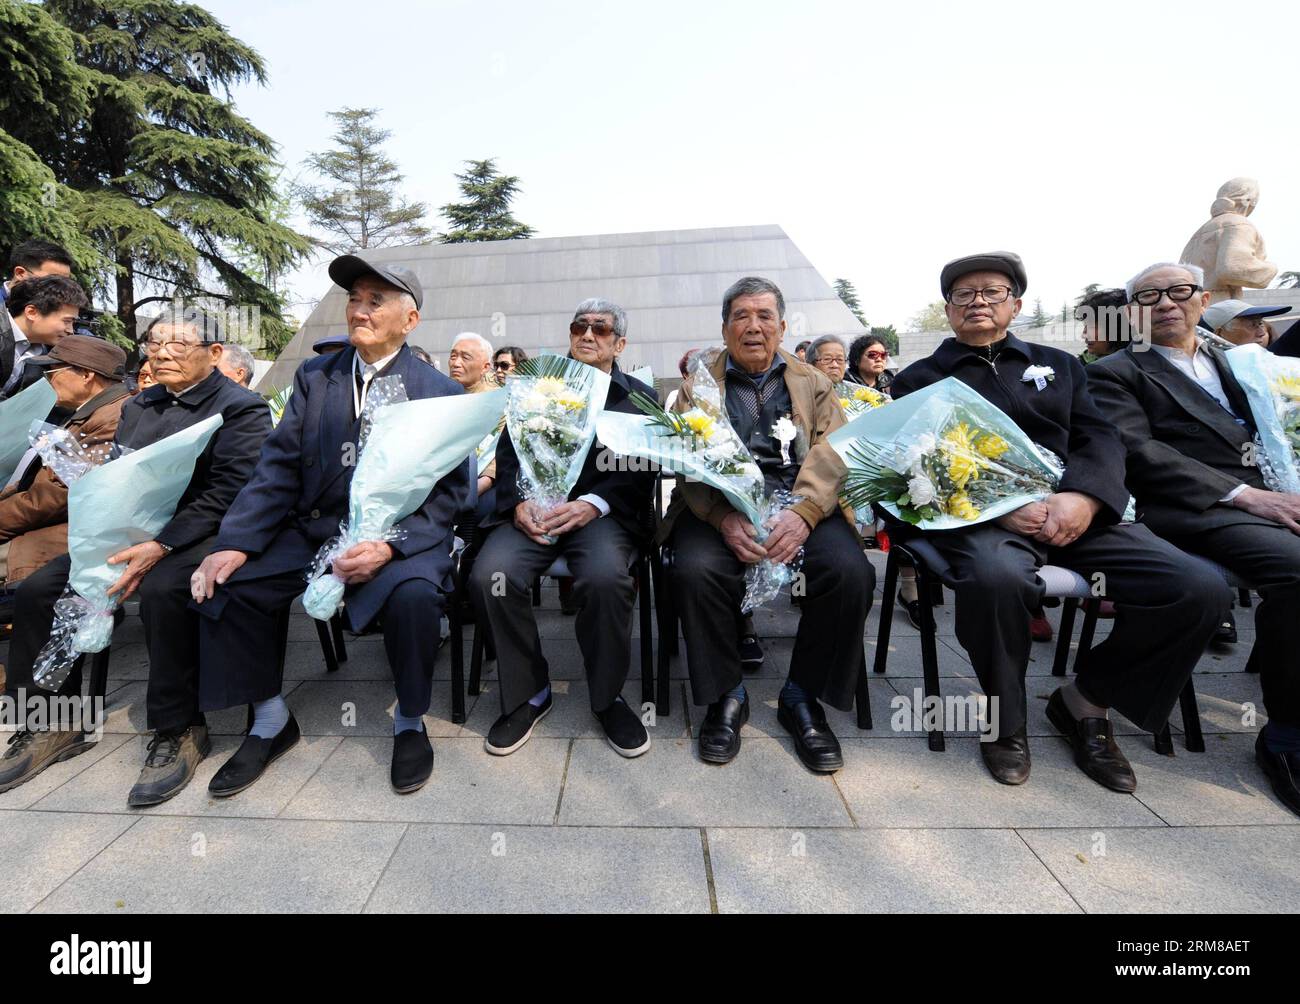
top-left (1226, 344), bottom-right (1300, 493)
top-left (834, 381), bottom-right (890, 420)
top-left (505, 354), bottom-right (612, 529)
top-left (596, 357), bottom-right (801, 611)
top-left (828, 377), bottom-right (1064, 528)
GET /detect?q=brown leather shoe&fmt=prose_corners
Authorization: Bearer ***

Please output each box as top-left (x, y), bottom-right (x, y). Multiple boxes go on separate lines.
top-left (980, 728), bottom-right (1031, 785)
top-left (0, 727), bottom-right (95, 793)
top-left (127, 726), bottom-right (212, 808)
top-left (1046, 689), bottom-right (1137, 793)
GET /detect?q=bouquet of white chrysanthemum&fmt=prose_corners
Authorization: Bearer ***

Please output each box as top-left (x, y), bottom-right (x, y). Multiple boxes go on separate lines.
top-left (1226, 343), bottom-right (1300, 493)
top-left (834, 382), bottom-right (889, 420)
top-left (505, 354), bottom-right (611, 537)
top-left (596, 358), bottom-right (803, 612)
top-left (829, 377), bottom-right (1065, 529)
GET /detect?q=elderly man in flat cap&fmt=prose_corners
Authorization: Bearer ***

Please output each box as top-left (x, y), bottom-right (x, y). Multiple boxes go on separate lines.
top-left (663, 277), bottom-right (874, 772)
top-left (2, 311), bottom-right (271, 803)
top-left (889, 253), bottom-right (1227, 792)
top-left (192, 256), bottom-right (471, 797)
top-left (1088, 261), bottom-right (1300, 817)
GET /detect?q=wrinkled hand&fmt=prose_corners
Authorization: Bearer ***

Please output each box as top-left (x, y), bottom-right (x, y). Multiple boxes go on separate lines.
top-left (763, 509), bottom-right (811, 565)
top-left (1232, 487), bottom-right (1300, 534)
top-left (191, 550), bottom-right (248, 602)
top-left (514, 502), bottom-right (552, 545)
top-left (542, 500), bottom-right (599, 538)
top-left (720, 511), bottom-right (767, 565)
top-left (476, 474), bottom-right (494, 496)
top-left (1034, 492), bottom-right (1101, 548)
top-left (997, 501), bottom-right (1049, 537)
top-left (106, 541), bottom-right (167, 601)
top-left (332, 541), bottom-right (394, 585)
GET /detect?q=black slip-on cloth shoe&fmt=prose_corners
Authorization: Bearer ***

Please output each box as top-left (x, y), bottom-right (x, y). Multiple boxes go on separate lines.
top-left (208, 713), bottom-right (301, 798)
top-left (596, 698), bottom-right (651, 758)
top-left (392, 725), bottom-right (434, 793)
top-left (485, 694), bottom-right (553, 756)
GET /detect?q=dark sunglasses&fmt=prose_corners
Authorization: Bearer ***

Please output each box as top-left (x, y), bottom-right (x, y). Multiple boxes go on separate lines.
top-left (570, 321), bottom-right (616, 338)
top-left (493, 360), bottom-right (513, 370)
top-left (864, 351), bottom-right (888, 361)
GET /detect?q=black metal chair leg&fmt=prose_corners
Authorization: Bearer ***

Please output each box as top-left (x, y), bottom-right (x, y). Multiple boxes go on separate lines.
top-left (916, 566), bottom-right (945, 752)
top-left (1153, 723), bottom-right (1175, 756)
top-left (1179, 679), bottom-right (1206, 753)
top-left (314, 619), bottom-right (339, 673)
top-left (874, 549), bottom-right (899, 675)
top-left (655, 554), bottom-right (674, 717)
top-left (1073, 599), bottom-right (1099, 674)
top-left (1052, 598), bottom-right (1077, 677)
top-left (638, 558), bottom-right (654, 708)
top-left (449, 601), bottom-right (466, 725)
top-left (468, 624), bottom-right (485, 697)
top-left (854, 643), bottom-right (873, 730)
top-left (330, 613), bottom-right (348, 665)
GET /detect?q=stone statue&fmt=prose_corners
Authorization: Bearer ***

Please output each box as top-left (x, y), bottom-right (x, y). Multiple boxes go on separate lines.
top-left (1182, 177), bottom-right (1278, 302)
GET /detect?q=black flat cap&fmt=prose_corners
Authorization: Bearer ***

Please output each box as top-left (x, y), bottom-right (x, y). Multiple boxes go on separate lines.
top-left (328, 255), bottom-right (423, 310)
top-left (940, 251), bottom-right (1027, 300)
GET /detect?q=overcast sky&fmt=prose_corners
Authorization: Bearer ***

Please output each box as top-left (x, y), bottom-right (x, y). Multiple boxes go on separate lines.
top-left (207, 0), bottom-right (1299, 330)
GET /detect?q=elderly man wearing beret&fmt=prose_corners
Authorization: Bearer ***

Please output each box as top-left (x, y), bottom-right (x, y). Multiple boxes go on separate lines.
top-left (889, 252), bottom-right (1227, 793)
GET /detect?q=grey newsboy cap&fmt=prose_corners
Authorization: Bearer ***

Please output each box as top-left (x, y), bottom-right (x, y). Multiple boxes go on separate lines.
top-left (940, 251), bottom-right (1028, 300)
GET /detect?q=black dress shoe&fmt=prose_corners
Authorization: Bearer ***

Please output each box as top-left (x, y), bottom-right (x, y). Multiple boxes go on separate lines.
top-left (208, 714), bottom-right (301, 798)
top-left (1214, 611), bottom-right (1237, 645)
top-left (896, 592), bottom-right (922, 631)
top-left (699, 693), bottom-right (749, 765)
top-left (980, 729), bottom-right (1031, 785)
top-left (777, 696), bottom-right (843, 773)
top-left (1256, 732), bottom-right (1300, 818)
top-left (1046, 690), bottom-right (1136, 793)
top-left (391, 725), bottom-right (434, 794)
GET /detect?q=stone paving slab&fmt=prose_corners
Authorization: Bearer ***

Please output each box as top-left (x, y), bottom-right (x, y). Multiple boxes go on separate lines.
top-left (1018, 825), bottom-right (1300, 913)
top-left (30, 734), bottom-right (343, 819)
top-left (280, 736), bottom-right (569, 825)
top-left (706, 827), bottom-right (1081, 914)
top-left (557, 736), bottom-right (853, 828)
top-left (30, 816), bottom-right (407, 914)
top-left (833, 738), bottom-right (1167, 829)
top-left (0, 810), bottom-right (139, 914)
top-left (364, 824), bottom-right (711, 913)
top-left (286, 679), bottom-right (471, 739)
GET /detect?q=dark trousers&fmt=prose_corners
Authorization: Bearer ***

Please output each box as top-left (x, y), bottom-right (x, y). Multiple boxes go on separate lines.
top-left (198, 571), bottom-right (444, 719)
top-left (5, 542), bottom-right (211, 734)
top-left (926, 521), bottom-right (1229, 736)
top-left (1167, 521), bottom-right (1300, 728)
top-left (468, 518), bottom-right (638, 715)
top-left (669, 511), bottom-right (875, 711)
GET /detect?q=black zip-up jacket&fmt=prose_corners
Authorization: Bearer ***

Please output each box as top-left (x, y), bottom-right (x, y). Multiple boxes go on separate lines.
top-left (890, 333), bottom-right (1130, 524)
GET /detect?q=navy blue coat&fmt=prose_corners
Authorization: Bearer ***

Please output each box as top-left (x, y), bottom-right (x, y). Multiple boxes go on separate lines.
top-left (209, 344), bottom-right (472, 631)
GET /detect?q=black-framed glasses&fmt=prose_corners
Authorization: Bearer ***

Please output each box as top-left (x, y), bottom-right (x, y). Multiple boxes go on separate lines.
top-left (570, 321), bottom-right (616, 338)
top-left (1131, 284), bottom-right (1200, 307)
top-left (947, 285), bottom-right (1013, 306)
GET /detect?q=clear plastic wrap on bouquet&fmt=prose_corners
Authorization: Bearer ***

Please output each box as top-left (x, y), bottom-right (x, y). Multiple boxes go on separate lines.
top-left (741, 490), bottom-right (807, 614)
top-left (833, 381), bottom-right (889, 420)
top-left (33, 414), bottom-right (225, 690)
top-left (28, 421), bottom-right (133, 485)
top-left (505, 355), bottom-right (611, 536)
top-left (300, 378), bottom-right (508, 621)
top-left (0, 379), bottom-right (56, 486)
top-left (1225, 344), bottom-right (1300, 494)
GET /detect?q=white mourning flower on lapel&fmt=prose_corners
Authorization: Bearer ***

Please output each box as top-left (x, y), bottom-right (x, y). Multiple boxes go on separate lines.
top-left (771, 415), bottom-right (798, 466)
top-left (1021, 365), bottom-right (1056, 391)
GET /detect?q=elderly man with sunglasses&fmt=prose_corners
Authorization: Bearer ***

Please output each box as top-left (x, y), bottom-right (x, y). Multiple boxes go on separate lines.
top-left (889, 253), bottom-right (1227, 793)
top-left (1, 308), bottom-right (271, 803)
top-left (1088, 262), bottom-right (1300, 817)
top-left (469, 299), bottom-right (658, 759)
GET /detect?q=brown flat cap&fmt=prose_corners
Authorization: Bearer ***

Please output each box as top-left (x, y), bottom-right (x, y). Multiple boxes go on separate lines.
top-left (27, 334), bottom-right (127, 381)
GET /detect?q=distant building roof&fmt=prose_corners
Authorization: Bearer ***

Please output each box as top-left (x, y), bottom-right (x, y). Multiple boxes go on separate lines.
top-left (258, 224), bottom-right (866, 389)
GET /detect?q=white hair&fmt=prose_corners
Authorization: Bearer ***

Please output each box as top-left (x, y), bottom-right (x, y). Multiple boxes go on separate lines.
top-left (451, 331), bottom-right (493, 358)
top-left (219, 343), bottom-right (256, 386)
top-left (1125, 262), bottom-right (1205, 301)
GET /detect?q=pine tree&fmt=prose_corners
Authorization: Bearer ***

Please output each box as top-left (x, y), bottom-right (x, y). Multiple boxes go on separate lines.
top-left (440, 158), bottom-right (535, 243)
top-left (910, 302), bottom-right (948, 332)
top-left (27, 0), bottom-right (311, 356)
top-left (869, 325), bottom-right (899, 355)
top-left (296, 107), bottom-right (432, 254)
top-left (1031, 298), bottom-right (1049, 327)
top-left (833, 278), bottom-right (866, 326)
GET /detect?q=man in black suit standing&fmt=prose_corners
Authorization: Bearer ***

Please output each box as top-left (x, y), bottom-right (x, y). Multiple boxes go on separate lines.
top-left (1089, 260), bottom-right (1300, 818)
top-left (0, 307), bottom-right (271, 804)
top-left (1, 240), bottom-right (75, 398)
top-left (1, 275), bottom-right (87, 401)
top-left (192, 257), bottom-right (471, 797)
top-left (469, 299), bottom-right (657, 759)
top-left (890, 252), bottom-right (1227, 793)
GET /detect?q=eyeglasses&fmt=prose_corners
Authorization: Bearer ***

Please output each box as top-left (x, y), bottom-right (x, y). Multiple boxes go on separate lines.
top-left (493, 360), bottom-right (513, 370)
top-left (947, 285), bottom-right (1014, 306)
top-left (145, 338), bottom-right (206, 356)
top-left (1131, 284), bottom-right (1200, 307)
top-left (864, 351), bottom-right (888, 361)
top-left (570, 321), bottom-right (616, 338)
top-left (818, 356), bottom-right (846, 365)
